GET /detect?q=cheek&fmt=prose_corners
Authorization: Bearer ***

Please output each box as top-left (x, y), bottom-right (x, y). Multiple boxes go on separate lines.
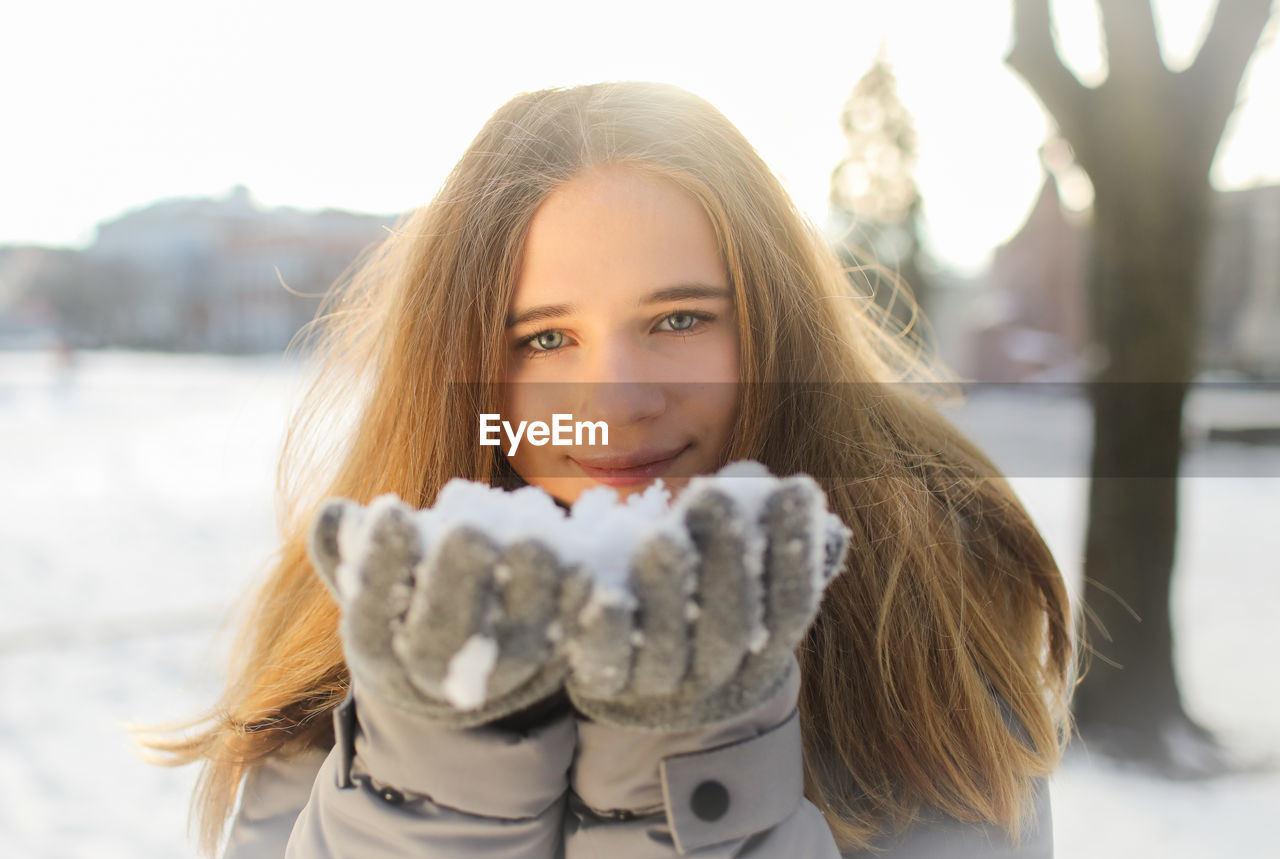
top-left (697, 327), bottom-right (739, 439)
top-left (710, 385), bottom-right (740, 439)
top-left (715, 334), bottom-right (741, 401)
top-left (690, 323), bottom-right (740, 384)
top-left (501, 378), bottom-right (563, 427)
top-left (503, 353), bottom-right (532, 385)
top-left (686, 367), bottom-right (739, 452)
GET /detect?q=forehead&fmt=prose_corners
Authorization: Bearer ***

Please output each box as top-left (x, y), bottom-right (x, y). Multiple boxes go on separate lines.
top-left (515, 165), bottom-right (727, 300)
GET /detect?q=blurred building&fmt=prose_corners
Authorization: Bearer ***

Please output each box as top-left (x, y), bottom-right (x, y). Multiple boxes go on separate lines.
top-left (0, 185), bottom-right (400, 353)
top-left (969, 179), bottom-right (1280, 381)
top-left (0, 245), bottom-right (70, 349)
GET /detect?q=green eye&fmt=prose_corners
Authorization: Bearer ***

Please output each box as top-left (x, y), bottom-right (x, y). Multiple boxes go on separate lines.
top-left (531, 331), bottom-right (564, 351)
top-left (513, 327), bottom-right (569, 358)
top-left (516, 310), bottom-right (716, 360)
top-left (657, 310), bottom-right (714, 333)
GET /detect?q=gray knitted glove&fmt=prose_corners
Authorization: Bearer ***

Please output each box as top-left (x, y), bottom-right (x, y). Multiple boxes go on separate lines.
top-left (562, 460), bottom-right (851, 731)
top-left (306, 482), bottom-right (586, 728)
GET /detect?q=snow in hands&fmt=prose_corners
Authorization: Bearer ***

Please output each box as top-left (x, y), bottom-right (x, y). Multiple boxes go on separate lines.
top-left (317, 459), bottom-right (851, 714)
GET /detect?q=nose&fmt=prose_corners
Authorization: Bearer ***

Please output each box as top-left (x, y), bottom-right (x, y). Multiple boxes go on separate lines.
top-left (573, 337), bottom-right (666, 427)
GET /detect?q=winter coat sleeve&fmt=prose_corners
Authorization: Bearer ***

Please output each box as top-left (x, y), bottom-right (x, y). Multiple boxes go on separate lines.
top-left (564, 654), bottom-right (841, 857)
top-left (221, 684), bottom-right (578, 858)
top-left (563, 650), bottom-right (1055, 859)
top-left (220, 669), bottom-right (1053, 859)
top-left (838, 776), bottom-right (1054, 858)
top-left (221, 744), bottom-right (330, 858)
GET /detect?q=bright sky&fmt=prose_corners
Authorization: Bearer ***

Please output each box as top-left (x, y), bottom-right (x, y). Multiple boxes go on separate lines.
top-left (2, 0), bottom-right (1277, 271)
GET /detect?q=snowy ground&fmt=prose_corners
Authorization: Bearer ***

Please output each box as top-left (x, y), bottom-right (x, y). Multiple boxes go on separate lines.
top-left (1, 349), bottom-right (1276, 858)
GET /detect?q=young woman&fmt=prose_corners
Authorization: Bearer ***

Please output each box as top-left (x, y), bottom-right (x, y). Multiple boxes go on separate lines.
top-left (142, 80), bottom-right (1077, 857)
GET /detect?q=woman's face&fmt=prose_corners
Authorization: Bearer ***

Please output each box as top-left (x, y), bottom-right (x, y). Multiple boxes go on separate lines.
top-left (500, 164), bottom-right (740, 506)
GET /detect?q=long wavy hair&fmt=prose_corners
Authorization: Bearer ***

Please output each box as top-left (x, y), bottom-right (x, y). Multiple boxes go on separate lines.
top-left (139, 80), bottom-right (1078, 856)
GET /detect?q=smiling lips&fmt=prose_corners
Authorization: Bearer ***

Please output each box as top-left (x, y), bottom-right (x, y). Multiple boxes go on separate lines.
top-left (571, 445), bottom-right (689, 485)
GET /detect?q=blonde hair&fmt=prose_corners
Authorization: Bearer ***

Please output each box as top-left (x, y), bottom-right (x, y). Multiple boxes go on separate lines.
top-left (138, 81), bottom-right (1078, 855)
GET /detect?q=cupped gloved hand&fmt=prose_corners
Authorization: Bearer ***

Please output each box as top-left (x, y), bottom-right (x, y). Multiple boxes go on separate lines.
top-left (562, 460), bottom-right (851, 732)
top-left (306, 480), bottom-right (588, 728)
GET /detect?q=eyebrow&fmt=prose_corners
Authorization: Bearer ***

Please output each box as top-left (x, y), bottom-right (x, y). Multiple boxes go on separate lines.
top-left (505, 283), bottom-right (732, 329)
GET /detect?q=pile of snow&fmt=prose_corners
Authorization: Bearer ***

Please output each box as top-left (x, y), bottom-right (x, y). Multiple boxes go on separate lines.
top-left (418, 478), bottom-right (572, 545)
top-left (336, 459), bottom-right (826, 607)
top-left (559, 479), bottom-right (677, 611)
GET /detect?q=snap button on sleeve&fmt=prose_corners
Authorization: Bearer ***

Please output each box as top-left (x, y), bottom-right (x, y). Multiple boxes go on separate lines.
top-left (378, 786), bottom-right (405, 805)
top-left (658, 708), bottom-right (804, 854)
top-left (690, 780), bottom-right (730, 821)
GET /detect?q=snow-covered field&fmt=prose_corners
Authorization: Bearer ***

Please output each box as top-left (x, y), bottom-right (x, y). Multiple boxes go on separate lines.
top-left (1, 349), bottom-right (1276, 858)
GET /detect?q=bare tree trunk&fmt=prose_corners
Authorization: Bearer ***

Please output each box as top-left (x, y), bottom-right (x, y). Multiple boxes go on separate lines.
top-left (1074, 166), bottom-right (1211, 770)
top-left (1006, 0), bottom-right (1272, 773)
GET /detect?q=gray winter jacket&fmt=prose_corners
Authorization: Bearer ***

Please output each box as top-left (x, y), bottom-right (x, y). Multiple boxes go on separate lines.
top-left (220, 656), bottom-right (1053, 858)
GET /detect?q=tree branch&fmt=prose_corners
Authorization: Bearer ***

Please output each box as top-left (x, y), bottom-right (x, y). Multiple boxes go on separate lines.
top-left (1097, 0), bottom-right (1167, 86)
top-left (1005, 0), bottom-right (1095, 150)
top-left (1182, 0), bottom-right (1274, 151)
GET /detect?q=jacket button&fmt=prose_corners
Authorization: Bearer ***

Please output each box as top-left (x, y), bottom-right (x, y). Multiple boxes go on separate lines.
top-left (690, 779), bottom-right (729, 822)
top-left (378, 786), bottom-right (405, 806)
